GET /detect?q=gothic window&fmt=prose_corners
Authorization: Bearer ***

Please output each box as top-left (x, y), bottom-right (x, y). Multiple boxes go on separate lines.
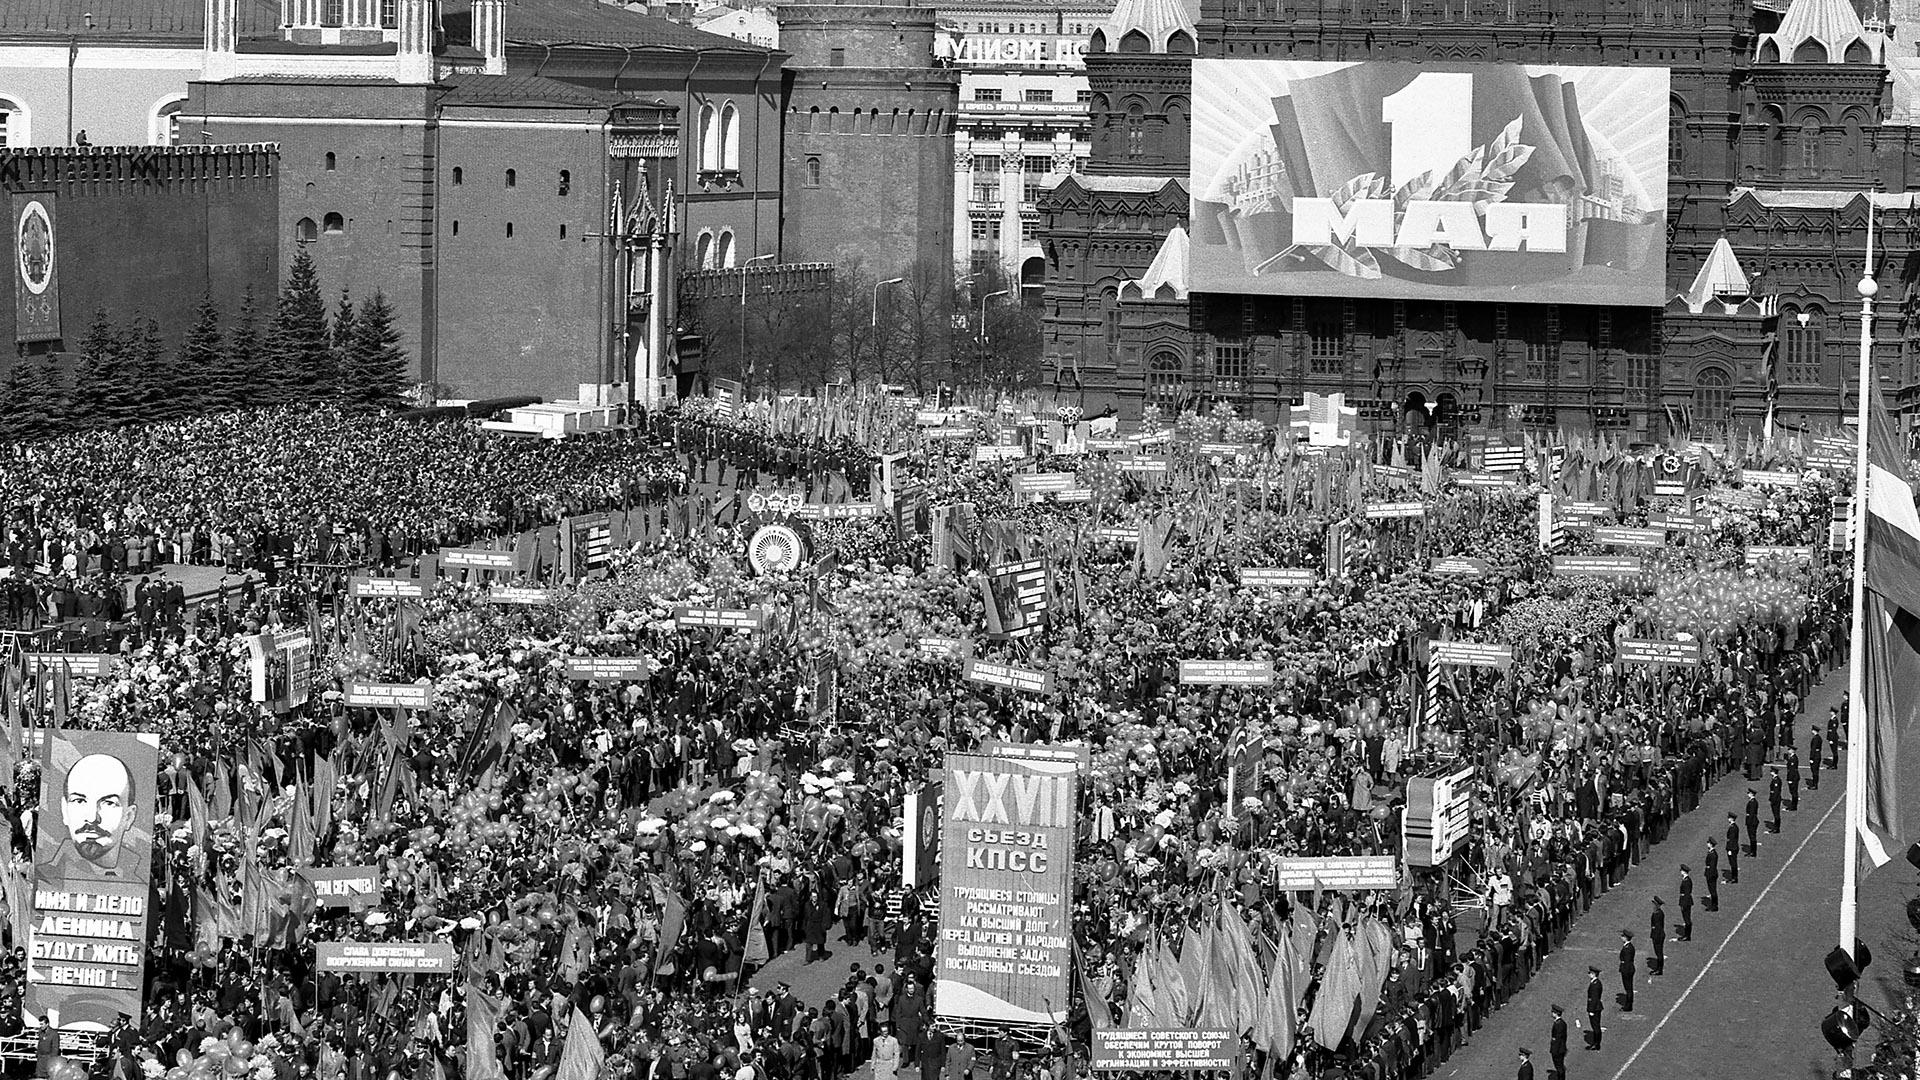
top-left (1147, 351), bottom-right (1185, 404)
top-left (1309, 321), bottom-right (1344, 374)
top-left (1782, 307), bottom-right (1824, 384)
top-left (1694, 367), bottom-right (1732, 432)
top-left (1125, 104), bottom-right (1144, 158)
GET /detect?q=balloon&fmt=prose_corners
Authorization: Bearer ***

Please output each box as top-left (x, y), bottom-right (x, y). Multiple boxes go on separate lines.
top-left (177, 1051), bottom-right (194, 1069)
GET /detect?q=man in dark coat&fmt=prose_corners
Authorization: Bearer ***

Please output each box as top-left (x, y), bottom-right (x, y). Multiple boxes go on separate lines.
top-left (1516, 1047), bottom-right (1535, 1080)
top-left (1724, 813), bottom-right (1741, 882)
top-left (1768, 769), bottom-right (1784, 833)
top-left (1745, 789), bottom-right (1761, 855)
top-left (1787, 748), bottom-right (1802, 810)
top-left (1809, 725), bottom-right (1823, 789)
top-left (1704, 841), bottom-right (1720, 912)
top-left (1617, 931), bottom-right (1636, 1013)
top-left (1583, 967), bottom-right (1604, 1050)
top-left (804, 882), bottom-right (833, 962)
top-left (1549, 1004), bottom-right (1569, 1080)
top-left (1649, 897), bottom-right (1666, 976)
top-left (1678, 866), bottom-right (1694, 940)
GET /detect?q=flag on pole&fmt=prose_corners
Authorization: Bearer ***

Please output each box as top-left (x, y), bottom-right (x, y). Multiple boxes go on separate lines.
top-left (555, 1008), bottom-right (605, 1080)
top-left (740, 884), bottom-right (770, 968)
top-left (1072, 937), bottom-right (1113, 1030)
top-left (1856, 386), bottom-right (1920, 868)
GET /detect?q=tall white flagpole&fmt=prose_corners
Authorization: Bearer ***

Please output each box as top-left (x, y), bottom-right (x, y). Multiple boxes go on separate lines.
top-left (1840, 199), bottom-right (1877, 953)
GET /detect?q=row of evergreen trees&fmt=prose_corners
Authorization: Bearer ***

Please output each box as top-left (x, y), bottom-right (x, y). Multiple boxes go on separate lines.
top-left (0, 249), bottom-right (411, 442)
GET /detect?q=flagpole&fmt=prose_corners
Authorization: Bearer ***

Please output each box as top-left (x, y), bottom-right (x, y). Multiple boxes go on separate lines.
top-left (1839, 202), bottom-right (1877, 953)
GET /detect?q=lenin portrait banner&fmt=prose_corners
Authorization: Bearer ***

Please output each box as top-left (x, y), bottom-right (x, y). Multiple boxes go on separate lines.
top-left (13, 194), bottom-right (60, 343)
top-left (934, 748), bottom-right (1077, 1027)
top-left (1190, 61), bottom-right (1669, 306)
top-left (29, 730), bottom-right (160, 1027)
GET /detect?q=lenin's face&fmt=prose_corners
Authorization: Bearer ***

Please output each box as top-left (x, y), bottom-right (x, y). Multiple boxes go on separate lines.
top-left (62, 754), bottom-right (132, 864)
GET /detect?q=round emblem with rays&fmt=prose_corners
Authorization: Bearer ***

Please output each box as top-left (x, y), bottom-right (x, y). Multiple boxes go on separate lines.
top-left (748, 524), bottom-right (806, 575)
top-left (17, 201), bottom-right (52, 296)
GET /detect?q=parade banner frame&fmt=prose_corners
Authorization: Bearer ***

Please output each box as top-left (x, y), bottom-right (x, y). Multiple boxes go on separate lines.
top-left (1272, 855), bottom-right (1399, 890)
top-left (344, 682), bottom-right (434, 709)
top-left (1091, 1031), bottom-right (1238, 1072)
top-left (1239, 567), bottom-right (1316, 588)
top-left (1616, 639), bottom-right (1702, 666)
top-left (935, 748), bottom-right (1077, 1027)
top-left (28, 730), bottom-right (161, 1027)
top-left (1178, 660), bottom-right (1276, 685)
top-left (298, 867), bottom-right (382, 909)
top-left (315, 941), bottom-right (458, 974)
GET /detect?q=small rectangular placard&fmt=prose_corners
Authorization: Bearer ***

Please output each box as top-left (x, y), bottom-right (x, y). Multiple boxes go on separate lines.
top-left (350, 576), bottom-right (428, 599)
top-left (1617, 639), bottom-right (1702, 666)
top-left (488, 587), bottom-right (550, 605)
top-left (1746, 545), bottom-right (1815, 565)
top-left (1239, 568), bottom-right (1315, 588)
top-left (1430, 642), bottom-right (1512, 669)
top-left (1364, 501), bottom-right (1426, 519)
top-left (962, 658), bottom-right (1052, 695)
top-left (1552, 554), bottom-right (1645, 577)
top-left (24, 653), bottom-right (117, 678)
top-left (1429, 557), bottom-right (1489, 577)
top-left (1178, 660), bottom-right (1275, 685)
top-left (563, 657), bottom-right (653, 681)
top-left (1091, 1031), bottom-right (1237, 1073)
top-left (1594, 526), bottom-right (1665, 549)
top-left (1271, 855), bottom-right (1399, 891)
top-left (315, 942), bottom-right (457, 974)
top-left (343, 682), bottom-right (434, 709)
top-left (673, 607), bottom-right (766, 631)
top-left (440, 548), bottom-right (516, 570)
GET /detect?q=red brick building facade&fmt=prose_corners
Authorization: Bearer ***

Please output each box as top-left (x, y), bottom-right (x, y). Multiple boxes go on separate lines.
top-left (1041, 0), bottom-right (1920, 439)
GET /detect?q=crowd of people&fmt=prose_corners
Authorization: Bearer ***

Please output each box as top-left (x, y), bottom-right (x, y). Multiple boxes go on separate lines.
top-left (0, 399), bottom-right (1861, 1080)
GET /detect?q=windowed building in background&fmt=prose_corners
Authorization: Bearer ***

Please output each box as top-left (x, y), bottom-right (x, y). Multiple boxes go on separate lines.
top-left (939, 0), bottom-right (1107, 302)
top-left (1041, 0), bottom-right (1920, 439)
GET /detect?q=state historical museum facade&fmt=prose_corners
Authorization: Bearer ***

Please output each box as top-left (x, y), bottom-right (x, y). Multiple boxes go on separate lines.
top-left (1041, 0), bottom-right (1920, 439)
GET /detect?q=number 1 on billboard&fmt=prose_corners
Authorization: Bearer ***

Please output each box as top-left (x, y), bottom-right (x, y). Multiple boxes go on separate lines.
top-left (1381, 72), bottom-right (1472, 190)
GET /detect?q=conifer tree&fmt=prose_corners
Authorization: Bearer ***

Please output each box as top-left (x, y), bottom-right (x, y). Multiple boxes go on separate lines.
top-left (181, 295), bottom-right (231, 412)
top-left (266, 246), bottom-right (331, 402)
top-left (126, 315), bottom-right (180, 421)
top-left (2, 359), bottom-right (60, 441)
top-left (70, 309), bottom-right (130, 429)
top-left (228, 286), bottom-right (268, 408)
top-left (348, 291), bottom-right (411, 409)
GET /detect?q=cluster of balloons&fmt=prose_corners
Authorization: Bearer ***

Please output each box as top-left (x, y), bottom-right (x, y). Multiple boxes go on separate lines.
top-left (157, 1031), bottom-right (276, 1080)
top-left (1639, 568), bottom-right (1812, 639)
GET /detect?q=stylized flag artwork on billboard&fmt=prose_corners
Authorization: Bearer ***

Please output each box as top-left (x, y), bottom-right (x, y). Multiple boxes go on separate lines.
top-left (935, 747), bottom-right (1077, 1026)
top-left (1190, 61), bottom-right (1669, 305)
top-left (29, 731), bottom-right (160, 1026)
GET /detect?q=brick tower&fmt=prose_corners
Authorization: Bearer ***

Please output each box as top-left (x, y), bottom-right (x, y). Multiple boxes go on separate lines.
top-left (778, 1), bottom-right (960, 281)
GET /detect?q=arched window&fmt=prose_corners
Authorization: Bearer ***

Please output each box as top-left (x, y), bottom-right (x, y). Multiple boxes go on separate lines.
top-left (1166, 30), bottom-right (1194, 53)
top-left (700, 103), bottom-right (719, 170)
top-left (506, 222), bottom-right (515, 238)
top-left (150, 95), bottom-right (186, 146)
top-left (1119, 29), bottom-right (1150, 51)
top-left (716, 230), bottom-right (736, 269)
top-left (1694, 367), bottom-right (1731, 433)
top-left (1125, 103), bottom-right (1144, 158)
top-left (1793, 39), bottom-right (1827, 62)
top-left (452, 166), bottom-right (464, 185)
top-left (324, 151), bottom-right (337, 171)
top-left (1845, 38), bottom-right (1872, 63)
top-left (1781, 305), bottom-right (1825, 384)
top-left (505, 168), bottom-right (517, 188)
top-left (322, 212), bottom-right (345, 234)
top-left (720, 102), bottom-right (740, 171)
top-left (1799, 125), bottom-right (1820, 171)
top-left (1669, 105), bottom-right (1685, 171)
top-left (696, 231), bottom-right (715, 270)
top-left (1147, 352), bottom-right (1185, 407)
top-left (295, 217), bottom-right (319, 243)
top-left (558, 169), bottom-right (571, 196)
top-left (805, 156), bottom-right (822, 187)
top-left (0, 96), bottom-right (27, 147)
top-left (1102, 289), bottom-right (1121, 346)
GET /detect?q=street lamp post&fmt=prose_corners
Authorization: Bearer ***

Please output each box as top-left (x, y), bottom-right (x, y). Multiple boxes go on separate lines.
top-left (979, 289), bottom-right (1009, 343)
top-left (740, 252), bottom-right (776, 385)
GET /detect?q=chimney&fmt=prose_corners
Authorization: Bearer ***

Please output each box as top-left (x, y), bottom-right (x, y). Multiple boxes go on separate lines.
top-left (203, 0), bottom-right (237, 79)
top-left (473, 0), bottom-right (506, 76)
top-left (395, 0), bottom-right (435, 83)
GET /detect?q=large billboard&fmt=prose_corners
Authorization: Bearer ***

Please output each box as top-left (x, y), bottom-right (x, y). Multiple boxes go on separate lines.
top-left (1190, 61), bottom-right (1669, 305)
top-left (28, 730), bottom-right (160, 1027)
top-left (935, 747), bottom-right (1077, 1026)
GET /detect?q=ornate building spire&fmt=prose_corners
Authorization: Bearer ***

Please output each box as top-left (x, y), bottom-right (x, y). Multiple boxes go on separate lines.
top-left (1756, 0), bottom-right (1885, 63)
